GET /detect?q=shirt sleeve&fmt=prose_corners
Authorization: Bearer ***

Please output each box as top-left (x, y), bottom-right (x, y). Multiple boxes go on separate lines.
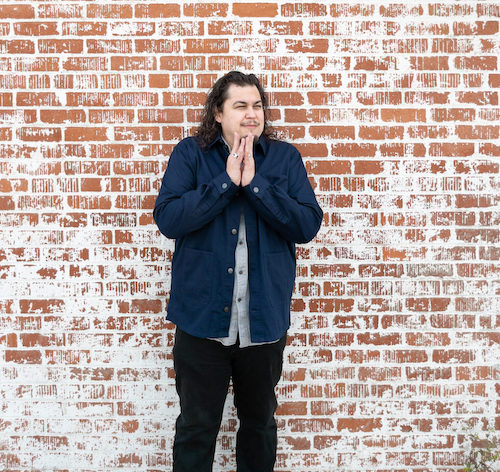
top-left (153, 140), bottom-right (238, 239)
top-left (242, 146), bottom-right (323, 244)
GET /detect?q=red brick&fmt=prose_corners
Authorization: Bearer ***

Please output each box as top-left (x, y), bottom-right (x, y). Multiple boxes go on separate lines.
top-left (359, 126), bottom-right (404, 140)
top-left (456, 91), bottom-right (498, 105)
top-left (0, 128), bottom-right (12, 141)
top-left (87, 4), bottom-right (133, 18)
top-left (284, 39), bottom-right (329, 53)
top-left (67, 195), bottom-right (112, 210)
top-left (65, 127), bottom-right (107, 142)
top-left (0, 5), bottom-right (35, 18)
top-left (148, 74), bottom-right (170, 88)
top-left (137, 108), bottom-right (183, 124)
top-left (89, 109), bottom-right (135, 124)
top-left (66, 92), bottom-right (110, 107)
top-left (113, 92), bottom-right (159, 107)
top-left (14, 21), bottom-right (58, 35)
top-left (282, 3), bottom-right (327, 17)
top-left (63, 56), bottom-right (108, 71)
top-left (338, 418), bottom-right (382, 432)
top-left (233, 3), bottom-right (278, 17)
top-left (331, 4), bottom-right (376, 17)
top-left (17, 127), bottom-right (62, 142)
top-left (114, 127), bottom-right (161, 141)
top-left (184, 3), bottom-right (228, 17)
top-left (453, 21), bottom-right (499, 35)
top-left (160, 56), bottom-right (205, 71)
top-left (309, 126), bottom-right (355, 140)
top-left (162, 92), bottom-right (206, 106)
top-left (5, 350), bottom-right (42, 363)
top-left (88, 39), bottom-right (133, 54)
top-left (61, 21), bottom-right (107, 36)
top-left (489, 74), bottom-right (500, 87)
top-left (258, 21), bottom-right (302, 35)
top-left (456, 55), bottom-right (497, 70)
top-left (0, 39), bottom-right (34, 53)
top-left (38, 4), bottom-right (83, 18)
top-left (456, 125), bottom-right (499, 139)
top-left (17, 92), bottom-right (62, 107)
top-left (39, 39), bottom-right (84, 54)
top-left (433, 349), bottom-right (475, 363)
top-left (276, 401), bottom-right (307, 415)
top-left (134, 4), bottom-right (181, 18)
top-left (0, 333), bottom-right (17, 347)
top-left (209, 21), bottom-right (252, 36)
top-left (184, 38), bottom-right (229, 54)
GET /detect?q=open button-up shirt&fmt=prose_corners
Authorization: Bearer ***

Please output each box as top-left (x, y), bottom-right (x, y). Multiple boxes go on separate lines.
top-left (153, 132), bottom-right (323, 343)
top-left (211, 137), bottom-right (279, 348)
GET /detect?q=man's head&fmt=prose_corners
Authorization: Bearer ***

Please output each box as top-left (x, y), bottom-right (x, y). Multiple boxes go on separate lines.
top-left (214, 83), bottom-right (264, 149)
top-left (197, 71), bottom-right (273, 148)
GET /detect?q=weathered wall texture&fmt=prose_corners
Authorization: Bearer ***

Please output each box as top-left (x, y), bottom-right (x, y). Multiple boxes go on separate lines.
top-left (0, 1), bottom-right (499, 471)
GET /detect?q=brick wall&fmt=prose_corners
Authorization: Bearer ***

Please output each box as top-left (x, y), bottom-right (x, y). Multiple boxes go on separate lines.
top-left (1, 1), bottom-right (499, 471)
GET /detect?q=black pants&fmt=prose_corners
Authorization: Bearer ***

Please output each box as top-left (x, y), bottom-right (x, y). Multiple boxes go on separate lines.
top-left (172, 328), bottom-right (287, 472)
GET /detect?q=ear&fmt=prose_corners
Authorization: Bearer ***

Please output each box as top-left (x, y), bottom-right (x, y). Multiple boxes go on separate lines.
top-left (214, 107), bottom-right (222, 123)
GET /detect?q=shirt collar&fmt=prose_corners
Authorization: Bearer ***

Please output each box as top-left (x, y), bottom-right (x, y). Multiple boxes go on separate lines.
top-left (208, 131), bottom-right (269, 155)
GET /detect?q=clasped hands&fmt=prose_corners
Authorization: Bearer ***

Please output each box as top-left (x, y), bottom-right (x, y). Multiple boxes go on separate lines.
top-left (226, 132), bottom-right (255, 187)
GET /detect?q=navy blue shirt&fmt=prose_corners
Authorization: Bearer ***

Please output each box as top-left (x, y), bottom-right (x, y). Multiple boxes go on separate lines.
top-left (153, 133), bottom-right (323, 342)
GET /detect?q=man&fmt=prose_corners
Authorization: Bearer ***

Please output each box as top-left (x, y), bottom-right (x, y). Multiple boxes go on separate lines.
top-left (153, 71), bottom-right (322, 472)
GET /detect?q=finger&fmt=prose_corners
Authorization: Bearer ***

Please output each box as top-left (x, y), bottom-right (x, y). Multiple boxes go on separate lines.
top-left (246, 134), bottom-right (253, 159)
top-left (229, 134), bottom-right (244, 162)
top-left (228, 139), bottom-right (244, 165)
top-left (231, 132), bottom-right (241, 153)
top-left (240, 136), bottom-right (246, 160)
top-left (238, 137), bottom-right (246, 157)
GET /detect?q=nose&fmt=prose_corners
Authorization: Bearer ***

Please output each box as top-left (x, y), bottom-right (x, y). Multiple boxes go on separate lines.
top-left (245, 106), bottom-right (257, 118)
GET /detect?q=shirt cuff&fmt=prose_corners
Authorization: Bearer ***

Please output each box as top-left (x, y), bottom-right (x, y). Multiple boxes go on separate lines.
top-left (214, 171), bottom-right (239, 197)
top-left (242, 172), bottom-right (269, 199)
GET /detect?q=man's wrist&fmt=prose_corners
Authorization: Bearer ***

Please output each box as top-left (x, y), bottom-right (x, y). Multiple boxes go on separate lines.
top-left (241, 173), bottom-right (255, 187)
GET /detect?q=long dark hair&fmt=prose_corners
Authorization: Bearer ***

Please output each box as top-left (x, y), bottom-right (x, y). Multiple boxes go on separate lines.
top-left (195, 71), bottom-right (275, 148)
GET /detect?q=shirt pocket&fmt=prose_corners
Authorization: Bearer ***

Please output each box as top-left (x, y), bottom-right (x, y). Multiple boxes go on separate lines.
top-left (265, 251), bottom-right (295, 309)
top-left (171, 247), bottom-right (215, 305)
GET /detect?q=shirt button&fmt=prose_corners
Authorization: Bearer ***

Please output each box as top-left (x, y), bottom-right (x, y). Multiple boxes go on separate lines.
top-left (237, 298), bottom-right (242, 302)
top-left (231, 228), bottom-right (237, 235)
top-left (227, 268), bottom-right (233, 274)
top-left (239, 241), bottom-right (243, 245)
top-left (224, 306), bottom-right (229, 312)
top-left (222, 182), bottom-right (228, 189)
top-left (253, 186), bottom-right (259, 193)
top-left (239, 270), bottom-right (243, 275)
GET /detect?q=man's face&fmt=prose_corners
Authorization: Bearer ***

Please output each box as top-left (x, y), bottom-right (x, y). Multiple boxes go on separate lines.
top-left (214, 84), bottom-right (265, 148)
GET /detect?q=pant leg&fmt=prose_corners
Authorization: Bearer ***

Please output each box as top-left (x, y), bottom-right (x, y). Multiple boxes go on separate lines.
top-left (172, 328), bottom-right (232, 472)
top-left (231, 333), bottom-right (287, 472)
